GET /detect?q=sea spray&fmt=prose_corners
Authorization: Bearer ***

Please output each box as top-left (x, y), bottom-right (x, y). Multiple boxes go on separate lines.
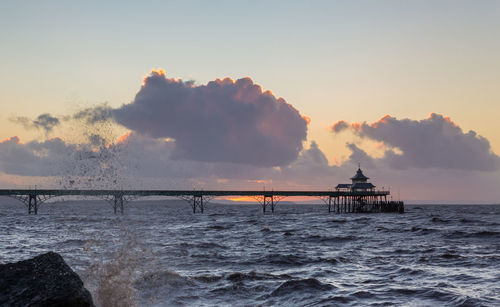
top-left (57, 119), bottom-right (128, 191)
top-left (82, 220), bottom-right (151, 307)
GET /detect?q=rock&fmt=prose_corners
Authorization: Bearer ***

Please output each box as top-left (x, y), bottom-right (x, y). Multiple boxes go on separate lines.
top-left (0, 251), bottom-right (94, 307)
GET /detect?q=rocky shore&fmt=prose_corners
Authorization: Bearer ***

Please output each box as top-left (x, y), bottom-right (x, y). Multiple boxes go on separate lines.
top-left (0, 251), bottom-right (94, 307)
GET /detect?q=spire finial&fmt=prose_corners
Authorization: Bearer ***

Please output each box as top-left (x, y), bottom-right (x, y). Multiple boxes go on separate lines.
top-left (358, 162), bottom-right (361, 169)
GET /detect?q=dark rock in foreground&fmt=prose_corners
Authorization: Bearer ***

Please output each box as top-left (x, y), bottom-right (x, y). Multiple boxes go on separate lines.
top-left (0, 251), bottom-right (94, 307)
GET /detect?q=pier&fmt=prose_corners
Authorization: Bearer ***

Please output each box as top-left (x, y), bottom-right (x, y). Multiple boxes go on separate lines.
top-left (0, 167), bottom-right (404, 214)
top-left (0, 189), bottom-right (403, 215)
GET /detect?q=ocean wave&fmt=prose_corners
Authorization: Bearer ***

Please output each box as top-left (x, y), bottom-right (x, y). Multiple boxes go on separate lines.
top-left (421, 288), bottom-right (469, 304)
top-left (350, 290), bottom-right (374, 299)
top-left (190, 252), bottom-right (225, 260)
top-left (197, 242), bottom-right (228, 249)
top-left (440, 253), bottom-right (462, 259)
top-left (431, 217), bottom-right (450, 223)
top-left (58, 239), bottom-right (87, 246)
top-left (135, 270), bottom-right (194, 289)
top-left (206, 224), bottom-right (233, 231)
top-left (330, 219), bottom-right (347, 223)
top-left (193, 274), bottom-right (223, 283)
top-left (307, 234), bottom-right (359, 243)
top-left (311, 295), bottom-right (354, 305)
top-left (396, 267), bottom-right (426, 276)
top-left (410, 226), bottom-right (436, 234)
top-left (178, 241), bottom-right (227, 249)
top-left (387, 287), bottom-right (423, 296)
top-left (258, 253), bottom-right (307, 265)
top-left (270, 278), bottom-right (335, 297)
top-left (444, 230), bottom-right (500, 239)
top-left (443, 230), bottom-right (468, 238)
top-left (210, 283), bottom-right (268, 296)
top-left (459, 218), bottom-right (478, 224)
top-left (466, 231), bottom-right (500, 238)
top-left (451, 296), bottom-right (486, 306)
top-left (387, 287), bottom-right (476, 305)
top-left (352, 217), bottom-right (371, 223)
top-left (227, 271), bottom-right (292, 282)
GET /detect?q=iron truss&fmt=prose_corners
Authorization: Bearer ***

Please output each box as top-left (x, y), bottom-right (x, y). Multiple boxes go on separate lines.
top-left (251, 194), bottom-right (287, 213)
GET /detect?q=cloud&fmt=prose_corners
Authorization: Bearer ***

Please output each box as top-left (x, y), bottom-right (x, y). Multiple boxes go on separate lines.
top-left (0, 134), bottom-right (129, 189)
top-left (113, 69), bottom-right (308, 167)
top-left (0, 133), bottom-right (343, 189)
top-left (0, 136), bottom-right (74, 176)
top-left (10, 113), bottom-right (60, 134)
top-left (278, 141), bottom-right (345, 185)
top-left (73, 104), bottom-right (114, 124)
top-left (345, 143), bottom-right (376, 168)
top-left (330, 120), bottom-right (348, 133)
top-left (332, 113), bottom-right (500, 171)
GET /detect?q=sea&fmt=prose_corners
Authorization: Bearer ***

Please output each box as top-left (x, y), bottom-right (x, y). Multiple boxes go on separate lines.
top-left (0, 199), bottom-right (499, 307)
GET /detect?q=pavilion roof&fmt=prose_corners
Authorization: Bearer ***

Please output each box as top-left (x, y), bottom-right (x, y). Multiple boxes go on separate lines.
top-left (351, 168), bottom-right (369, 181)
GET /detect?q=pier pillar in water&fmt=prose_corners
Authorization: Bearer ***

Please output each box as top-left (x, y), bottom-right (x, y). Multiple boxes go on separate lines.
top-left (262, 195), bottom-right (275, 213)
top-left (113, 194), bottom-right (124, 214)
top-left (192, 195), bottom-right (204, 214)
top-left (28, 195), bottom-right (38, 215)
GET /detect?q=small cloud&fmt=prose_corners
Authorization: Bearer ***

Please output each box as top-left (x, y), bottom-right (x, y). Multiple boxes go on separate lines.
top-left (330, 120), bottom-right (349, 133)
top-left (73, 104), bottom-right (113, 124)
top-left (10, 113), bottom-right (60, 134)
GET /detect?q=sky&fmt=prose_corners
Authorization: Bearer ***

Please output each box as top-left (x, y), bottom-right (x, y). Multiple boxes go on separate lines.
top-left (0, 1), bottom-right (499, 202)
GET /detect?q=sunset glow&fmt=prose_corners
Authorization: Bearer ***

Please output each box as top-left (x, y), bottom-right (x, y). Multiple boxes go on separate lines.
top-left (0, 1), bottom-right (498, 202)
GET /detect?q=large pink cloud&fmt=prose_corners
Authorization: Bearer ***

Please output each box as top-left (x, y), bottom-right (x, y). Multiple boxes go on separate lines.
top-left (113, 69), bottom-right (308, 167)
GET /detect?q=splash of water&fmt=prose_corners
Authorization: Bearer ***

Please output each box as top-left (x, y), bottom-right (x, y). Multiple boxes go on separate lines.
top-left (56, 116), bottom-right (129, 190)
top-left (83, 222), bottom-right (150, 307)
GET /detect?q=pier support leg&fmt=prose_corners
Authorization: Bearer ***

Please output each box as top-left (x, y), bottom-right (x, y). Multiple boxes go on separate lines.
top-left (28, 195), bottom-right (38, 215)
top-left (328, 196), bottom-right (332, 213)
top-left (192, 195), bottom-right (204, 214)
top-left (262, 195), bottom-right (274, 214)
top-left (113, 195), bottom-right (124, 214)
